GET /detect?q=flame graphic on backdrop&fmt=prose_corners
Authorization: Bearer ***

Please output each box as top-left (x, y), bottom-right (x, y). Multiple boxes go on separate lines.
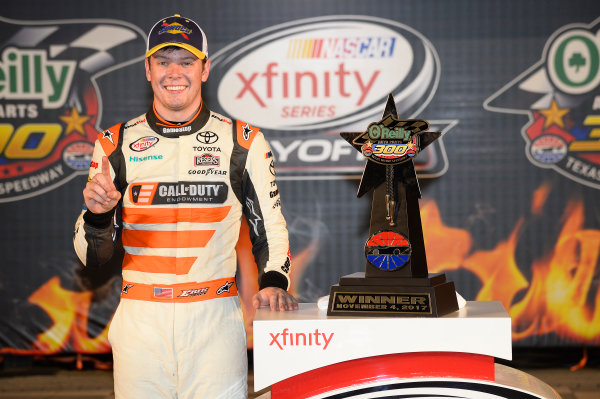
top-left (423, 182), bottom-right (600, 343)
top-left (1, 276), bottom-right (110, 355)
top-left (2, 183), bottom-right (598, 355)
top-left (509, 200), bottom-right (600, 341)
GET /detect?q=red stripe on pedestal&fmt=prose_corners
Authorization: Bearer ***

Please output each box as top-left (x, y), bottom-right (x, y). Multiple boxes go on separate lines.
top-left (271, 352), bottom-right (494, 399)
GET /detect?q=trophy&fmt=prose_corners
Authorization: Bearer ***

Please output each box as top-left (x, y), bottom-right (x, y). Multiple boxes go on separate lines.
top-left (327, 94), bottom-right (458, 317)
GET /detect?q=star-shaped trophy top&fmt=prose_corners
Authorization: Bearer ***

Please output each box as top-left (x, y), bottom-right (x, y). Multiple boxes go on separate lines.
top-left (341, 93), bottom-right (441, 198)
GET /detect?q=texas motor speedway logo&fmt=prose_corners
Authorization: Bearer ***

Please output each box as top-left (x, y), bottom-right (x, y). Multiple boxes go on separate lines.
top-left (0, 16), bottom-right (145, 202)
top-left (209, 16), bottom-right (456, 180)
top-left (485, 17), bottom-right (600, 189)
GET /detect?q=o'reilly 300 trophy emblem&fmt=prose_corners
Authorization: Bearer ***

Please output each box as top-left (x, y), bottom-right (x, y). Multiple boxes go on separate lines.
top-left (354, 116), bottom-right (429, 272)
top-left (327, 94), bottom-right (458, 317)
top-left (358, 119), bottom-right (422, 164)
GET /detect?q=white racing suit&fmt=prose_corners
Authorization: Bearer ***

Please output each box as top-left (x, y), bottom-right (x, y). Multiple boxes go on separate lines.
top-left (73, 102), bottom-right (291, 399)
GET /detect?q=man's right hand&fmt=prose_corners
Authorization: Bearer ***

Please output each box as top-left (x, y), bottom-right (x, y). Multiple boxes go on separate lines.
top-left (83, 156), bottom-right (121, 213)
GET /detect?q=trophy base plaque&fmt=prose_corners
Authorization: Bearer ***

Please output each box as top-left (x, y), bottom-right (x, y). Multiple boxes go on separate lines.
top-left (327, 272), bottom-right (458, 317)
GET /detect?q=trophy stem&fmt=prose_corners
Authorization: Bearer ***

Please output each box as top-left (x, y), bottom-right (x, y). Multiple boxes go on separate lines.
top-left (385, 165), bottom-right (396, 226)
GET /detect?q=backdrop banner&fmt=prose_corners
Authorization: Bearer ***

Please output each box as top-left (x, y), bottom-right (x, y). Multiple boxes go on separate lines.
top-left (1, 0), bottom-right (599, 355)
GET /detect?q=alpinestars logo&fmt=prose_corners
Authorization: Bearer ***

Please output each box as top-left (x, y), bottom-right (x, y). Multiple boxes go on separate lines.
top-left (102, 129), bottom-right (115, 145)
top-left (0, 16), bottom-right (145, 202)
top-left (121, 284), bottom-right (134, 294)
top-left (484, 17), bottom-right (600, 189)
top-left (216, 281), bottom-right (234, 295)
top-left (245, 198), bottom-right (262, 235)
top-left (242, 123), bottom-right (253, 140)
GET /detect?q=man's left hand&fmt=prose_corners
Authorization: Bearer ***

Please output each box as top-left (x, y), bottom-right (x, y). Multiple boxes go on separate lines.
top-left (253, 287), bottom-right (299, 311)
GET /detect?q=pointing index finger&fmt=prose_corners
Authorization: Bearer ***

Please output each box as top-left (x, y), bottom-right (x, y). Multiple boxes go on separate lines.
top-left (102, 156), bottom-right (111, 178)
top-left (95, 156), bottom-right (116, 193)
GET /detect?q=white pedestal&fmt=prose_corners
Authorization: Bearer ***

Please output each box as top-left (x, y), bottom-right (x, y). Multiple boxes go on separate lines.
top-left (253, 301), bottom-right (562, 399)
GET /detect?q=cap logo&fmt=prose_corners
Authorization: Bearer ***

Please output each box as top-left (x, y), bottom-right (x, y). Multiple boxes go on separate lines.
top-left (158, 21), bottom-right (191, 40)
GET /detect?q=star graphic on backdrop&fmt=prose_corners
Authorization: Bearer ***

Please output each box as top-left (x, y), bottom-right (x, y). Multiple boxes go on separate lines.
top-left (540, 99), bottom-right (569, 129)
top-left (341, 93), bottom-right (441, 198)
top-left (59, 107), bottom-right (90, 136)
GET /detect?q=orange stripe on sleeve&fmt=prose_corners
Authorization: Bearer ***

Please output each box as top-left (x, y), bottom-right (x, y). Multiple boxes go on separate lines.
top-left (122, 206), bottom-right (232, 224)
top-left (122, 229), bottom-right (215, 248)
top-left (122, 253), bottom-right (196, 275)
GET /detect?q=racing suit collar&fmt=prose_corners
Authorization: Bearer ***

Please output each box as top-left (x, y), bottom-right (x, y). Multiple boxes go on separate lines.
top-left (146, 100), bottom-right (210, 137)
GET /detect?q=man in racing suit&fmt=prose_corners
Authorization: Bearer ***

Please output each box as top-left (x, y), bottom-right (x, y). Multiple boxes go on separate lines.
top-left (73, 14), bottom-right (297, 399)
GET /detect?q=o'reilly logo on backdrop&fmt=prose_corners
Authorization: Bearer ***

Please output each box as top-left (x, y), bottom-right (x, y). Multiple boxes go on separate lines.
top-left (0, 47), bottom-right (75, 108)
top-left (210, 16), bottom-right (455, 180)
top-left (484, 17), bottom-right (600, 189)
top-left (0, 16), bottom-right (145, 202)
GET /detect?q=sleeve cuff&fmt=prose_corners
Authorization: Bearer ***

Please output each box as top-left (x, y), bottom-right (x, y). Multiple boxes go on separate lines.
top-left (259, 270), bottom-right (289, 291)
top-left (83, 208), bottom-right (115, 229)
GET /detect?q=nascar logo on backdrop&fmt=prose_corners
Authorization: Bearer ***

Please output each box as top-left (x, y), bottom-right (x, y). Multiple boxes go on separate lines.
top-left (209, 16), bottom-right (457, 180)
top-left (485, 16), bottom-right (600, 189)
top-left (0, 16), bottom-right (145, 202)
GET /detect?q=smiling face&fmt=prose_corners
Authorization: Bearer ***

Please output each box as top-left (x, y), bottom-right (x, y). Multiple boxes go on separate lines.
top-left (145, 47), bottom-right (210, 122)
